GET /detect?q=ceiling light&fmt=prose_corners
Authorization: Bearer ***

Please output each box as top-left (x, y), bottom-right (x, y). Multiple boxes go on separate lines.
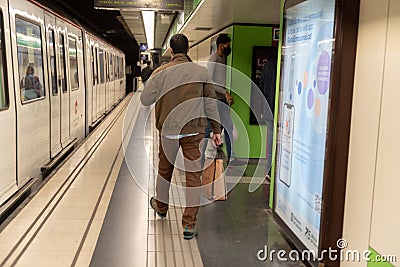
top-left (193, 27), bottom-right (212, 31)
top-left (124, 16), bottom-right (140, 20)
top-left (141, 11), bottom-right (155, 49)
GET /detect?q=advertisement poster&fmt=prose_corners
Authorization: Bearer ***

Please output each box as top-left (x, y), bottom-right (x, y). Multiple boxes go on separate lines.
top-left (275, 0), bottom-right (335, 251)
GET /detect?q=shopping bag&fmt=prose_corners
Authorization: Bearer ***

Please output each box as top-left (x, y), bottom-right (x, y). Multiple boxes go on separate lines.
top-left (204, 137), bottom-right (217, 159)
top-left (202, 159), bottom-right (215, 199)
top-left (201, 158), bottom-right (227, 201)
top-left (214, 159), bottom-right (227, 201)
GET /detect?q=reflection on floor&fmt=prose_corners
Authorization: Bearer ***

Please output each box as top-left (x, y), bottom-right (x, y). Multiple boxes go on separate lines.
top-left (197, 181), bottom-right (305, 267)
top-left (91, 104), bottom-right (305, 267)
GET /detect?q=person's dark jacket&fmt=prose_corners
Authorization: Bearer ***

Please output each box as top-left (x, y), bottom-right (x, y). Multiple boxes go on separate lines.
top-left (259, 52), bottom-right (278, 116)
top-left (141, 66), bottom-right (153, 83)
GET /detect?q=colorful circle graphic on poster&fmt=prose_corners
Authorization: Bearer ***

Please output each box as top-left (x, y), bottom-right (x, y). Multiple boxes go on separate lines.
top-left (307, 89), bottom-right (314, 109)
top-left (317, 50), bottom-right (331, 95)
top-left (297, 81), bottom-right (302, 95)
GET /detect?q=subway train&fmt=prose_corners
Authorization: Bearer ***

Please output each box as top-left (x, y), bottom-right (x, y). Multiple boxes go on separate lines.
top-left (0, 0), bottom-right (126, 207)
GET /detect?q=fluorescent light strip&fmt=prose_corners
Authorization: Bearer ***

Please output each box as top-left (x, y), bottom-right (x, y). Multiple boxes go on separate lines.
top-left (141, 11), bottom-right (155, 49)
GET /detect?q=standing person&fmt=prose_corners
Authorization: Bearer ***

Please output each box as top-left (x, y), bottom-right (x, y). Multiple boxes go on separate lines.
top-left (141, 60), bottom-right (153, 84)
top-left (207, 34), bottom-right (245, 165)
top-left (259, 49), bottom-right (278, 176)
top-left (20, 65), bottom-right (43, 100)
top-left (140, 34), bottom-right (222, 240)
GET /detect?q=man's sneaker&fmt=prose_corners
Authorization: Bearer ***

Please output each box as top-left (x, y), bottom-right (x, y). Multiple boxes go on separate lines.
top-left (150, 197), bottom-right (167, 218)
top-left (183, 227), bottom-right (198, 240)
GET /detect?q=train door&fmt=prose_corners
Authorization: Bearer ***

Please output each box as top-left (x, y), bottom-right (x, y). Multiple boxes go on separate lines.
top-left (45, 14), bottom-right (61, 158)
top-left (56, 20), bottom-right (70, 147)
top-left (98, 48), bottom-right (106, 116)
top-left (83, 33), bottom-right (91, 134)
top-left (118, 56), bottom-right (122, 99)
top-left (67, 29), bottom-right (85, 140)
top-left (91, 45), bottom-right (99, 123)
top-left (0, 4), bottom-right (17, 204)
top-left (10, 5), bottom-right (50, 185)
top-left (122, 57), bottom-right (126, 98)
top-left (104, 51), bottom-right (109, 112)
top-left (109, 54), bottom-right (115, 106)
top-left (117, 56), bottom-right (122, 100)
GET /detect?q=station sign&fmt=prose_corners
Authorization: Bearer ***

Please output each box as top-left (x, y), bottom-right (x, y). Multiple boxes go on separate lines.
top-left (94, 0), bottom-right (184, 11)
top-left (139, 43), bottom-right (148, 52)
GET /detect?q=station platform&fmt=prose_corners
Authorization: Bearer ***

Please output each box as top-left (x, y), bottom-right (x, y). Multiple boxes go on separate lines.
top-left (0, 93), bottom-right (305, 267)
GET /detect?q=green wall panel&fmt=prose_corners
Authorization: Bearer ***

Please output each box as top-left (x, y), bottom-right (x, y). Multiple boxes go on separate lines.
top-left (368, 248), bottom-right (395, 267)
top-left (230, 25), bottom-right (273, 159)
top-left (269, 0), bottom-right (284, 209)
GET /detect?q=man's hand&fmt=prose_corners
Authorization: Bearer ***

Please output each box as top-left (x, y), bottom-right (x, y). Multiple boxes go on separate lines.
top-left (212, 133), bottom-right (222, 146)
top-left (225, 92), bottom-right (234, 106)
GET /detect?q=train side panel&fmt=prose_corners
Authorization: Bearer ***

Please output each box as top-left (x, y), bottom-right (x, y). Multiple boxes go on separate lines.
top-left (67, 25), bottom-right (85, 140)
top-left (0, 0), bottom-right (17, 203)
top-left (9, 1), bottom-right (50, 186)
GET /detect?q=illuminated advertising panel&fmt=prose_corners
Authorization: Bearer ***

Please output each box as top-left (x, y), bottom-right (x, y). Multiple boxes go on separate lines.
top-left (275, 0), bottom-right (336, 252)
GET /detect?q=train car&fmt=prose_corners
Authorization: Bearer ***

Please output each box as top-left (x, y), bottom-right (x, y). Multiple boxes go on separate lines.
top-left (0, 0), bottom-right (125, 207)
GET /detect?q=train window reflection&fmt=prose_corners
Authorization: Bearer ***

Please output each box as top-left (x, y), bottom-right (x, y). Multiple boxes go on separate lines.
top-left (16, 17), bottom-right (45, 102)
top-left (109, 54), bottom-right (113, 81)
top-left (59, 33), bottom-right (67, 93)
top-left (0, 12), bottom-right (9, 109)
top-left (99, 49), bottom-right (105, 84)
top-left (92, 46), bottom-right (97, 85)
top-left (47, 29), bottom-right (57, 96)
top-left (114, 56), bottom-right (118, 80)
top-left (120, 57), bottom-right (123, 78)
top-left (68, 37), bottom-right (79, 90)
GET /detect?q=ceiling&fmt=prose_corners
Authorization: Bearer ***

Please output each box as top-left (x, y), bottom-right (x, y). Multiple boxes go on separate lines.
top-left (119, 10), bottom-right (175, 49)
top-left (36, 0), bottom-right (140, 65)
top-left (35, 0), bottom-right (281, 63)
top-left (181, 0), bottom-right (281, 48)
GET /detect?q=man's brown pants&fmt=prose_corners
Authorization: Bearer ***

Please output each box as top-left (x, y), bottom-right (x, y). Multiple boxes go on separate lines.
top-left (155, 134), bottom-right (204, 229)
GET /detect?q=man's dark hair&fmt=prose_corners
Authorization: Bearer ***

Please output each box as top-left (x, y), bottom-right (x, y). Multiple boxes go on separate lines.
top-left (170, 34), bottom-right (189, 54)
top-left (217, 34), bottom-right (231, 46)
top-left (146, 61), bottom-right (151, 66)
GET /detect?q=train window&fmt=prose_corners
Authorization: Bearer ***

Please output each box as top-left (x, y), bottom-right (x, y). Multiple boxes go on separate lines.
top-left (117, 57), bottom-right (120, 79)
top-left (109, 54), bottom-right (114, 81)
top-left (105, 52), bottom-right (109, 81)
top-left (118, 58), bottom-right (124, 79)
top-left (115, 56), bottom-right (119, 80)
top-left (99, 49), bottom-right (105, 84)
top-left (59, 33), bottom-right (67, 93)
top-left (0, 12), bottom-right (9, 110)
top-left (68, 37), bottom-right (79, 90)
top-left (114, 56), bottom-right (118, 79)
top-left (120, 58), bottom-right (124, 78)
top-left (118, 57), bottom-right (121, 79)
top-left (16, 17), bottom-right (45, 102)
top-left (47, 29), bottom-right (57, 96)
top-left (92, 46), bottom-right (97, 85)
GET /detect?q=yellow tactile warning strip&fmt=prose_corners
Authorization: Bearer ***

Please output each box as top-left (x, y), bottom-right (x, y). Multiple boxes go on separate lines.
top-left (147, 111), bottom-right (204, 267)
top-left (0, 94), bottom-right (139, 267)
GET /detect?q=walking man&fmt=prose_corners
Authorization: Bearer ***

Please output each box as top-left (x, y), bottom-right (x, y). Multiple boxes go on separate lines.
top-left (140, 34), bottom-right (221, 240)
top-left (141, 60), bottom-right (153, 84)
top-left (207, 34), bottom-right (245, 165)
